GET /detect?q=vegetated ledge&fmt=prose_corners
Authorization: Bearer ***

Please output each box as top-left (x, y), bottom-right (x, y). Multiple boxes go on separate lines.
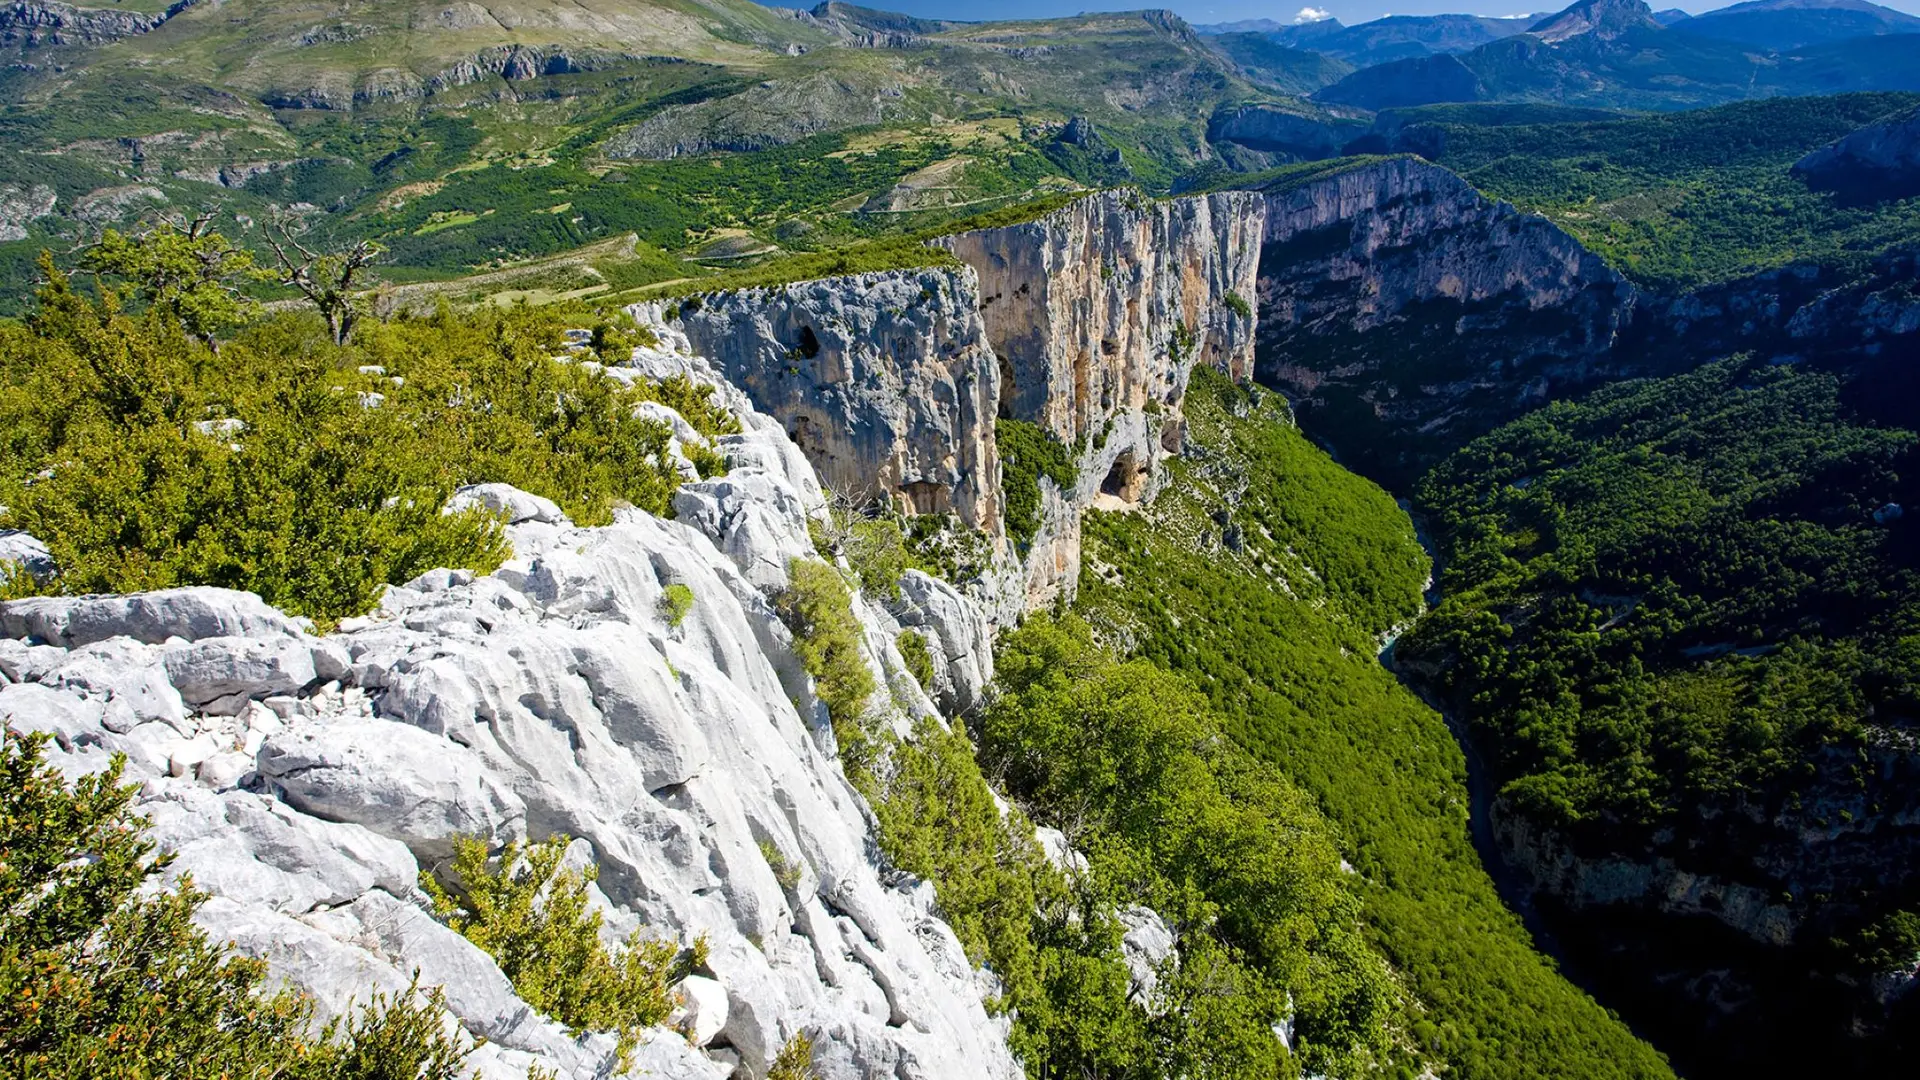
top-left (614, 179), bottom-right (1264, 307)
top-left (613, 188), bottom-right (1098, 305)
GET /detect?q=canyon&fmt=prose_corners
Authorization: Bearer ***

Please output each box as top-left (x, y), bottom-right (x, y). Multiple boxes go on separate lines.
top-left (6, 146), bottom-right (1919, 1077)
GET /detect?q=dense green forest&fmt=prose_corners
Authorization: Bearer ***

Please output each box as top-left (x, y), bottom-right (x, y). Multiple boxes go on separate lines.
top-left (1406, 354), bottom-right (1918, 831)
top-left (1401, 93), bottom-right (1920, 290)
top-left (1070, 369), bottom-right (1672, 1080)
top-left (1399, 352), bottom-right (1920, 1075)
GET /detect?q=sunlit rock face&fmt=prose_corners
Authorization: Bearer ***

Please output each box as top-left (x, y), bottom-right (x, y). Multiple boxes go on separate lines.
top-left (1, 368), bottom-right (1021, 1080)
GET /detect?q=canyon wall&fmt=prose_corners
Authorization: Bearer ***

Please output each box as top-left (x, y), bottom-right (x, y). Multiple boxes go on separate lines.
top-left (1253, 156), bottom-right (1638, 486)
top-left (666, 268), bottom-right (1002, 532)
top-left (662, 188), bottom-right (1264, 616)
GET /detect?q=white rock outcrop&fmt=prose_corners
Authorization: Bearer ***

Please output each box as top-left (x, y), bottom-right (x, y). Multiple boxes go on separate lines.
top-left (2, 378), bottom-right (1023, 1078)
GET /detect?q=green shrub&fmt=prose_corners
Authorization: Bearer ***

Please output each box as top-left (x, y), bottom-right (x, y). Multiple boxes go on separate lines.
top-left (0, 730), bottom-right (470, 1080)
top-left (897, 629), bottom-right (936, 692)
top-left (758, 840), bottom-right (804, 891)
top-left (843, 517), bottom-right (912, 601)
top-left (767, 1033), bottom-right (818, 1080)
top-left (811, 500), bottom-right (950, 598)
top-left (661, 583), bottom-right (695, 627)
top-left (903, 512), bottom-right (995, 584)
top-left (1847, 910), bottom-right (1920, 976)
top-left (775, 558), bottom-right (877, 775)
top-left (0, 252), bottom-right (737, 626)
top-left (996, 419), bottom-right (1077, 549)
top-left (423, 834), bottom-right (692, 1068)
top-left (1223, 291), bottom-right (1252, 319)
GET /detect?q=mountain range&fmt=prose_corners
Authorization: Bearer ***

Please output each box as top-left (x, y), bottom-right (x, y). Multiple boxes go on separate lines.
top-left (1305, 0), bottom-right (1920, 110)
top-left (1196, 0), bottom-right (1920, 110)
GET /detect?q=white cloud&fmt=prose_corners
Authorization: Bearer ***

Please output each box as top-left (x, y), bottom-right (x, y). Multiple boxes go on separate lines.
top-left (1294, 6), bottom-right (1334, 22)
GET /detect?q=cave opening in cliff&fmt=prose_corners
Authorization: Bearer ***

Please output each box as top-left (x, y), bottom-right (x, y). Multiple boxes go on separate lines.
top-left (795, 325), bottom-right (821, 359)
top-left (997, 352), bottom-right (1017, 419)
top-left (1101, 450), bottom-right (1146, 502)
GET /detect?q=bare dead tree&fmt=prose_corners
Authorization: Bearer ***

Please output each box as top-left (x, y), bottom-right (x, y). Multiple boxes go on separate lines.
top-left (65, 210), bottom-right (264, 353)
top-left (262, 211), bottom-right (383, 346)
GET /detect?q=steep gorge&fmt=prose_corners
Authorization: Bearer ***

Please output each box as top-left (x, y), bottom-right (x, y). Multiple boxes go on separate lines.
top-left (653, 159), bottom-right (1920, 1076)
top-left (9, 145), bottom-right (1914, 1078)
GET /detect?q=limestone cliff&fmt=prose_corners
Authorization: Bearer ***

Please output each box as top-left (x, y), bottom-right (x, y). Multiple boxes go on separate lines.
top-left (655, 188), bottom-right (1264, 616)
top-left (0, 0), bottom-right (190, 48)
top-left (936, 189), bottom-right (1264, 460)
top-left (661, 268), bottom-right (1001, 533)
top-left (1252, 156), bottom-right (1637, 486)
top-left (1792, 103), bottom-right (1920, 204)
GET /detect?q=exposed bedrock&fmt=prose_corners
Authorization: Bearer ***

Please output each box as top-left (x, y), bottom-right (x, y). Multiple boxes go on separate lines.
top-left (2, 373), bottom-right (1024, 1079)
top-left (1251, 156), bottom-right (1638, 487)
top-left (665, 268), bottom-right (1002, 533)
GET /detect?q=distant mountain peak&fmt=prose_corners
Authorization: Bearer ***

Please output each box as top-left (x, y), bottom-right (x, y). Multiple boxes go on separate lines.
top-left (1529, 0), bottom-right (1659, 43)
top-left (1711, 0), bottom-right (1909, 13)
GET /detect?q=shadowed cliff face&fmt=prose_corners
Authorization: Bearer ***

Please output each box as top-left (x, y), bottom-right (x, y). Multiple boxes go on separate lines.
top-left (1251, 156), bottom-right (1638, 488)
top-left (667, 268), bottom-right (1003, 533)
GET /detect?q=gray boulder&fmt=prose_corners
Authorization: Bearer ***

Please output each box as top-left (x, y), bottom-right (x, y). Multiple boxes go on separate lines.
top-left (443, 483), bottom-right (569, 526)
top-left (163, 636), bottom-right (319, 707)
top-left (256, 720), bottom-right (528, 865)
top-left (1, 587), bottom-right (310, 647)
top-left (0, 529), bottom-right (55, 583)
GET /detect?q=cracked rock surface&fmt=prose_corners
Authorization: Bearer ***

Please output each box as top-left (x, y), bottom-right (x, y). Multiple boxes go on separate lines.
top-left (3, 382), bottom-right (1020, 1079)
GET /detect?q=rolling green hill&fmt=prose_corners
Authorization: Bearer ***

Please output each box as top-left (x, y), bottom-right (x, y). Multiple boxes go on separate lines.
top-left (0, 3), bottom-right (1342, 310)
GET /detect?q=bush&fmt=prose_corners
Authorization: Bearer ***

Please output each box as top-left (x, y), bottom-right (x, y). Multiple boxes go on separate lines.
top-left (768, 1033), bottom-right (818, 1080)
top-left (0, 254), bottom-right (738, 626)
top-left (843, 517), bottom-right (912, 601)
top-left (897, 629), bottom-right (936, 692)
top-left (1223, 291), bottom-right (1252, 319)
top-left (903, 512), bottom-right (995, 584)
top-left (422, 834), bottom-right (692, 1068)
top-left (811, 499), bottom-right (928, 600)
top-left (996, 419), bottom-right (1077, 549)
top-left (758, 840), bottom-right (804, 891)
top-left (774, 559), bottom-right (877, 774)
top-left (0, 730), bottom-right (470, 1080)
top-left (661, 583), bottom-right (695, 627)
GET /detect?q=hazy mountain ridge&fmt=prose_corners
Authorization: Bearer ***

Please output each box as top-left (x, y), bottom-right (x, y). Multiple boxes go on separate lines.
top-left (1313, 0), bottom-right (1920, 111)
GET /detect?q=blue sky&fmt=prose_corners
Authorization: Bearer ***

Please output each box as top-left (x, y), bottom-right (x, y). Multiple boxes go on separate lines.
top-left (768, 0), bottom-right (1920, 26)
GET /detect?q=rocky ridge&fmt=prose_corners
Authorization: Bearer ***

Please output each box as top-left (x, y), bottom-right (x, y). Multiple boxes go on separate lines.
top-left (1792, 103), bottom-right (1920, 203)
top-left (0, 349), bottom-right (1027, 1078)
top-left (0, 0), bottom-right (193, 48)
